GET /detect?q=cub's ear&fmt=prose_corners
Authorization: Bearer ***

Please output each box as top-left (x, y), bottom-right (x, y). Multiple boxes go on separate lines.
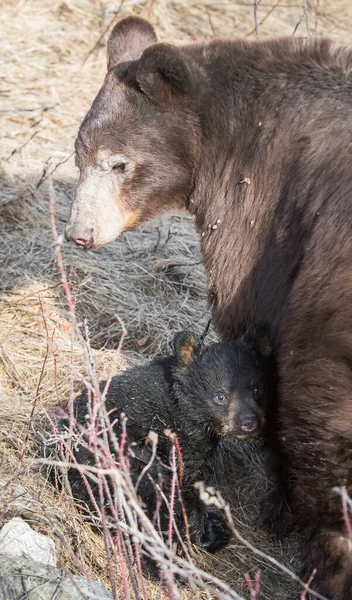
top-left (243, 322), bottom-right (273, 358)
top-left (107, 16), bottom-right (157, 70)
top-left (136, 43), bottom-right (193, 103)
top-left (174, 331), bottom-right (200, 368)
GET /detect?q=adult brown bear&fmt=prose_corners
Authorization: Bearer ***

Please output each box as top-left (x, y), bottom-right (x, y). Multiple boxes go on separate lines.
top-left (65, 16), bottom-right (352, 599)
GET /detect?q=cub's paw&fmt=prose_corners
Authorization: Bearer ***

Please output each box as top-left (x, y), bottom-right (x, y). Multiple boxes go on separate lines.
top-left (200, 511), bottom-right (232, 553)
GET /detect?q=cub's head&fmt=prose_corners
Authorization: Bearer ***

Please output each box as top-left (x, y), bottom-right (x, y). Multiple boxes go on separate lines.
top-left (66, 16), bottom-right (201, 250)
top-left (173, 322), bottom-right (273, 440)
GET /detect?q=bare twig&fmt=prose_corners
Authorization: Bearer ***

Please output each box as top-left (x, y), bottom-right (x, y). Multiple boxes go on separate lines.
top-left (303, 0), bottom-right (312, 37)
top-left (293, 0), bottom-right (312, 37)
top-left (313, 0), bottom-right (320, 32)
top-left (5, 124), bottom-right (48, 162)
top-left (82, 0), bottom-right (125, 67)
top-left (205, 7), bottom-right (216, 37)
top-left (36, 151), bottom-right (75, 188)
top-left (246, 0), bottom-right (281, 37)
top-left (301, 569), bottom-right (317, 600)
top-left (18, 292), bottom-right (49, 468)
top-left (83, 318), bottom-right (96, 380)
top-left (36, 158), bottom-right (52, 189)
top-left (254, 0), bottom-right (262, 37)
top-left (245, 570), bottom-right (261, 600)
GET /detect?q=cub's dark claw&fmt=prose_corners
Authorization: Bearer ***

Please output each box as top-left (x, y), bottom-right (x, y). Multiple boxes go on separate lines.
top-left (200, 511), bottom-right (232, 553)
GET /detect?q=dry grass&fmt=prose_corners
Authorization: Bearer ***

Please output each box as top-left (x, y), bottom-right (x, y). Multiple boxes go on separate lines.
top-left (1, 0), bottom-right (351, 598)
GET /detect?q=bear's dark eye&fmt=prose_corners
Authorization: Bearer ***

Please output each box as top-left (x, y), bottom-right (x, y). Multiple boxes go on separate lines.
top-left (214, 392), bottom-right (228, 405)
top-left (253, 384), bottom-right (261, 400)
top-left (112, 162), bottom-right (126, 174)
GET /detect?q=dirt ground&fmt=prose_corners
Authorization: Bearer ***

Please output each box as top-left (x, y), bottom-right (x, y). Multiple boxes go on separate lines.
top-left (1, 1), bottom-right (352, 598)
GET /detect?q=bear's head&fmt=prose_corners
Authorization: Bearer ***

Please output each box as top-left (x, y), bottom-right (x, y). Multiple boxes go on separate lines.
top-left (172, 322), bottom-right (273, 441)
top-left (66, 16), bottom-right (201, 250)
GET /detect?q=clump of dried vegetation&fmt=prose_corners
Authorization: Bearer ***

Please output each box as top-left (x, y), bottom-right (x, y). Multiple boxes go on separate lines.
top-left (1, 0), bottom-right (351, 598)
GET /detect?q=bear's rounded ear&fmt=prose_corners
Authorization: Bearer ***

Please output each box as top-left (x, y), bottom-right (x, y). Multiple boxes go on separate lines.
top-left (174, 331), bottom-right (200, 368)
top-left (136, 43), bottom-right (193, 103)
top-left (243, 322), bottom-right (273, 358)
top-left (107, 16), bottom-right (157, 70)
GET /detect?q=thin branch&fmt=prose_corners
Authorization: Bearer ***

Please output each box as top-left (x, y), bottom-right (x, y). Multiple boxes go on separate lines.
top-left (36, 151), bottom-right (75, 188)
top-left (5, 124), bottom-right (48, 162)
top-left (303, 0), bottom-right (312, 37)
top-left (205, 7), bottom-right (216, 37)
top-left (18, 292), bottom-right (49, 466)
top-left (81, 0), bottom-right (125, 67)
top-left (254, 0), bottom-right (262, 37)
top-left (246, 0), bottom-right (281, 37)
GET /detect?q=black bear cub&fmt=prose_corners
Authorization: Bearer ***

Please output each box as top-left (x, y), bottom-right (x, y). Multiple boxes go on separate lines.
top-left (57, 322), bottom-right (272, 554)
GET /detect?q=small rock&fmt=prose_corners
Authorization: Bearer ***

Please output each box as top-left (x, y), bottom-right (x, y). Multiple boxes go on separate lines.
top-left (0, 517), bottom-right (57, 566)
top-left (0, 554), bottom-right (113, 600)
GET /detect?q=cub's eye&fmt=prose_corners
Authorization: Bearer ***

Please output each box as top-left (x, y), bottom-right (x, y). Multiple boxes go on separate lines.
top-left (214, 392), bottom-right (228, 405)
top-left (253, 385), bottom-right (261, 400)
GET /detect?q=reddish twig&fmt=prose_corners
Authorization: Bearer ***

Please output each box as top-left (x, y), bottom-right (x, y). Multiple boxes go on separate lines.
top-left (313, 0), bottom-right (320, 32)
top-left (301, 569), bottom-right (317, 600)
top-left (245, 570), bottom-right (261, 600)
top-left (18, 292), bottom-right (49, 466)
top-left (173, 433), bottom-right (184, 488)
top-left (115, 529), bottom-right (130, 600)
top-left (168, 442), bottom-right (177, 552)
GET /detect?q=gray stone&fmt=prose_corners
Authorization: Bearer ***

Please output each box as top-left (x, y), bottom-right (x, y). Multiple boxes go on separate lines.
top-left (0, 554), bottom-right (113, 600)
top-left (0, 516), bottom-right (57, 566)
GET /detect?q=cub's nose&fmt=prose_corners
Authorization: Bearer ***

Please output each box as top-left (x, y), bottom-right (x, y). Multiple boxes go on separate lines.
top-left (240, 415), bottom-right (259, 435)
top-left (65, 224), bottom-right (94, 250)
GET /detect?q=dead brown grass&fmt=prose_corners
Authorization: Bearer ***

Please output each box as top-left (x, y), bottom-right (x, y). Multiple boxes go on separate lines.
top-left (1, 0), bottom-right (351, 598)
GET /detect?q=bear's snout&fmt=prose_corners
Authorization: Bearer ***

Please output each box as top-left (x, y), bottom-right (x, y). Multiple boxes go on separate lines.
top-left (65, 223), bottom-right (95, 250)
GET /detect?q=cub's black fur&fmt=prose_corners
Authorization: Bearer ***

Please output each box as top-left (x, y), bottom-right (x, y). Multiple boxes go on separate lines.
top-left (57, 322), bottom-right (272, 553)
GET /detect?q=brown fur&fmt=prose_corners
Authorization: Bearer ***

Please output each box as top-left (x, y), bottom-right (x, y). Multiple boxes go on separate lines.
top-left (66, 18), bottom-right (352, 598)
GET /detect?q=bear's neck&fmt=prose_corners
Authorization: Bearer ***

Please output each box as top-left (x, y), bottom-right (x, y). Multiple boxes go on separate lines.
top-left (188, 48), bottom-right (328, 341)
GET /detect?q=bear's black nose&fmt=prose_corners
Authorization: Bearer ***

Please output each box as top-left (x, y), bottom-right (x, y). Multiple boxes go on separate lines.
top-left (240, 416), bottom-right (258, 434)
